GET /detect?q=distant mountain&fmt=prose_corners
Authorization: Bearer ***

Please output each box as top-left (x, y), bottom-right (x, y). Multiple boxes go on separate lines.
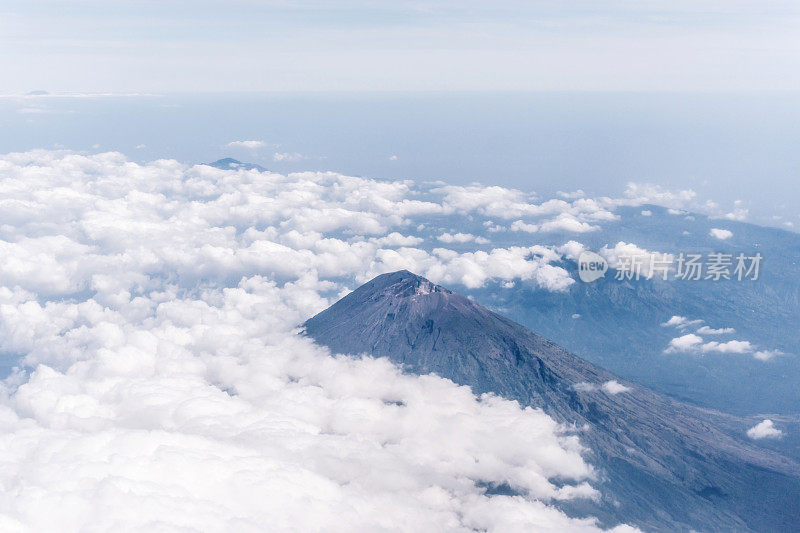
top-left (304, 270), bottom-right (800, 532)
top-left (479, 205), bottom-right (800, 415)
top-left (400, 203), bottom-right (800, 415)
top-left (205, 158), bottom-right (268, 172)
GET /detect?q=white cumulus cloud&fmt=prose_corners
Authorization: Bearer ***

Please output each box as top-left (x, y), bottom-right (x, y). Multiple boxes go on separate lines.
top-left (539, 214), bottom-right (600, 233)
top-left (662, 316), bottom-right (689, 327)
top-left (0, 150), bottom-right (641, 532)
top-left (600, 242), bottom-right (674, 280)
top-left (709, 228), bottom-right (733, 240)
top-left (747, 420), bottom-right (784, 440)
top-left (601, 381), bottom-right (631, 395)
top-left (665, 334), bottom-right (703, 353)
top-left (701, 340), bottom-right (754, 354)
top-left (437, 232), bottom-right (489, 244)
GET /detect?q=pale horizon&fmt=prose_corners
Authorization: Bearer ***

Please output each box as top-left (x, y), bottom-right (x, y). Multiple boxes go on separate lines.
top-left (3, 1), bottom-right (800, 93)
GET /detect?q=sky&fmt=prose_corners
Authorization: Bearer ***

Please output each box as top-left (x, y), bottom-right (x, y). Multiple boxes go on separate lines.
top-left (2, 0), bottom-right (800, 93)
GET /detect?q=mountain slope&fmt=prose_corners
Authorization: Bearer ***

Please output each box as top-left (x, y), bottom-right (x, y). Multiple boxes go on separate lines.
top-left (303, 270), bottom-right (800, 532)
top-left (470, 204), bottom-right (800, 415)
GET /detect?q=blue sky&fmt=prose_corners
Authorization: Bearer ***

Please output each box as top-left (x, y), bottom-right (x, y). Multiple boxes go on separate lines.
top-left (2, 0), bottom-right (800, 92)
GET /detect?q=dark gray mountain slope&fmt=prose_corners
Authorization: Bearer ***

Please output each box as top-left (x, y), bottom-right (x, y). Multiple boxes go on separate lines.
top-left (303, 270), bottom-right (800, 532)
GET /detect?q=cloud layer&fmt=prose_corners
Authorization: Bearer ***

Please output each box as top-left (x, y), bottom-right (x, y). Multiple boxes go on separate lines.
top-left (0, 151), bottom-right (645, 531)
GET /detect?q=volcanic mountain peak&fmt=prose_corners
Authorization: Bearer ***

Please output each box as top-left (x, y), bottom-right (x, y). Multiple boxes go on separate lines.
top-left (365, 269), bottom-right (451, 298)
top-left (303, 270), bottom-right (800, 532)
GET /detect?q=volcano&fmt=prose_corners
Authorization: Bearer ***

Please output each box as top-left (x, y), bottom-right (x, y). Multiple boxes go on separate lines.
top-left (303, 270), bottom-right (800, 532)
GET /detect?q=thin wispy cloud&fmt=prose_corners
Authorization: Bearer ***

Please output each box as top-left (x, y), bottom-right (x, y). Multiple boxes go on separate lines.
top-left (273, 151), bottom-right (305, 162)
top-left (226, 140), bottom-right (268, 149)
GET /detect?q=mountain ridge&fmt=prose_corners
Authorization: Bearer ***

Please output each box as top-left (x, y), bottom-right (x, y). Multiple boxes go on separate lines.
top-left (303, 270), bottom-right (800, 532)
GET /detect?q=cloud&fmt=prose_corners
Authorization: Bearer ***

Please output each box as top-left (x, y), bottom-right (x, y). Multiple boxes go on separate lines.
top-left (662, 318), bottom-right (776, 358)
top-left (433, 185), bottom-right (616, 223)
top-left (601, 381), bottom-right (631, 395)
top-left (622, 183), bottom-right (696, 209)
top-left (572, 381), bottom-right (631, 396)
top-left (665, 333), bottom-right (756, 355)
top-left (273, 152), bottom-right (306, 162)
top-left (0, 150), bottom-right (636, 532)
top-left (483, 221), bottom-right (507, 233)
top-left (662, 316), bottom-right (689, 327)
top-left (558, 190), bottom-right (586, 200)
top-left (437, 232), bottom-right (489, 244)
top-left (434, 185), bottom-right (540, 219)
top-left (696, 326), bottom-right (735, 335)
top-left (664, 318), bottom-right (735, 335)
top-left (225, 140), bottom-right (268, 149)
top-left (701, 340), bottom-right (753, 354)
top-left (0, 152), bottom-right (563, 293)
top-left (709, 228), bottom-right (733, 240)
top-left (747, 420), bottom-right (784, 440)
top-left (371, 246), bottom-right (574, 292)
top-left (539, 214), bottom-right (600, 233)
top-left (600, 242), bottom-right (674, 280)
top-left (722, 209), bottom-right (748, 222)
top-left (573, 382), bottom-right (598, 393)
top-left (557, 241), bottom-right (586, 261)
top-left (622, 183), bottom-right (751, 223)
top-left (665, 334), bottom-right (703, 353)
top-left (511, 220), bottom-right (539, 233)
top-left (753, 349), bottom-right (784, 362)
top-left (372, 232), bottom-right (424, 247)
top-left (510, 215), bottom-right (600, 234)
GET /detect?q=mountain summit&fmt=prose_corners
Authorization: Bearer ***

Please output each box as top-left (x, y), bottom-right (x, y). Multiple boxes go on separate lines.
top-left (304, 270), bottom-right (800, 532)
